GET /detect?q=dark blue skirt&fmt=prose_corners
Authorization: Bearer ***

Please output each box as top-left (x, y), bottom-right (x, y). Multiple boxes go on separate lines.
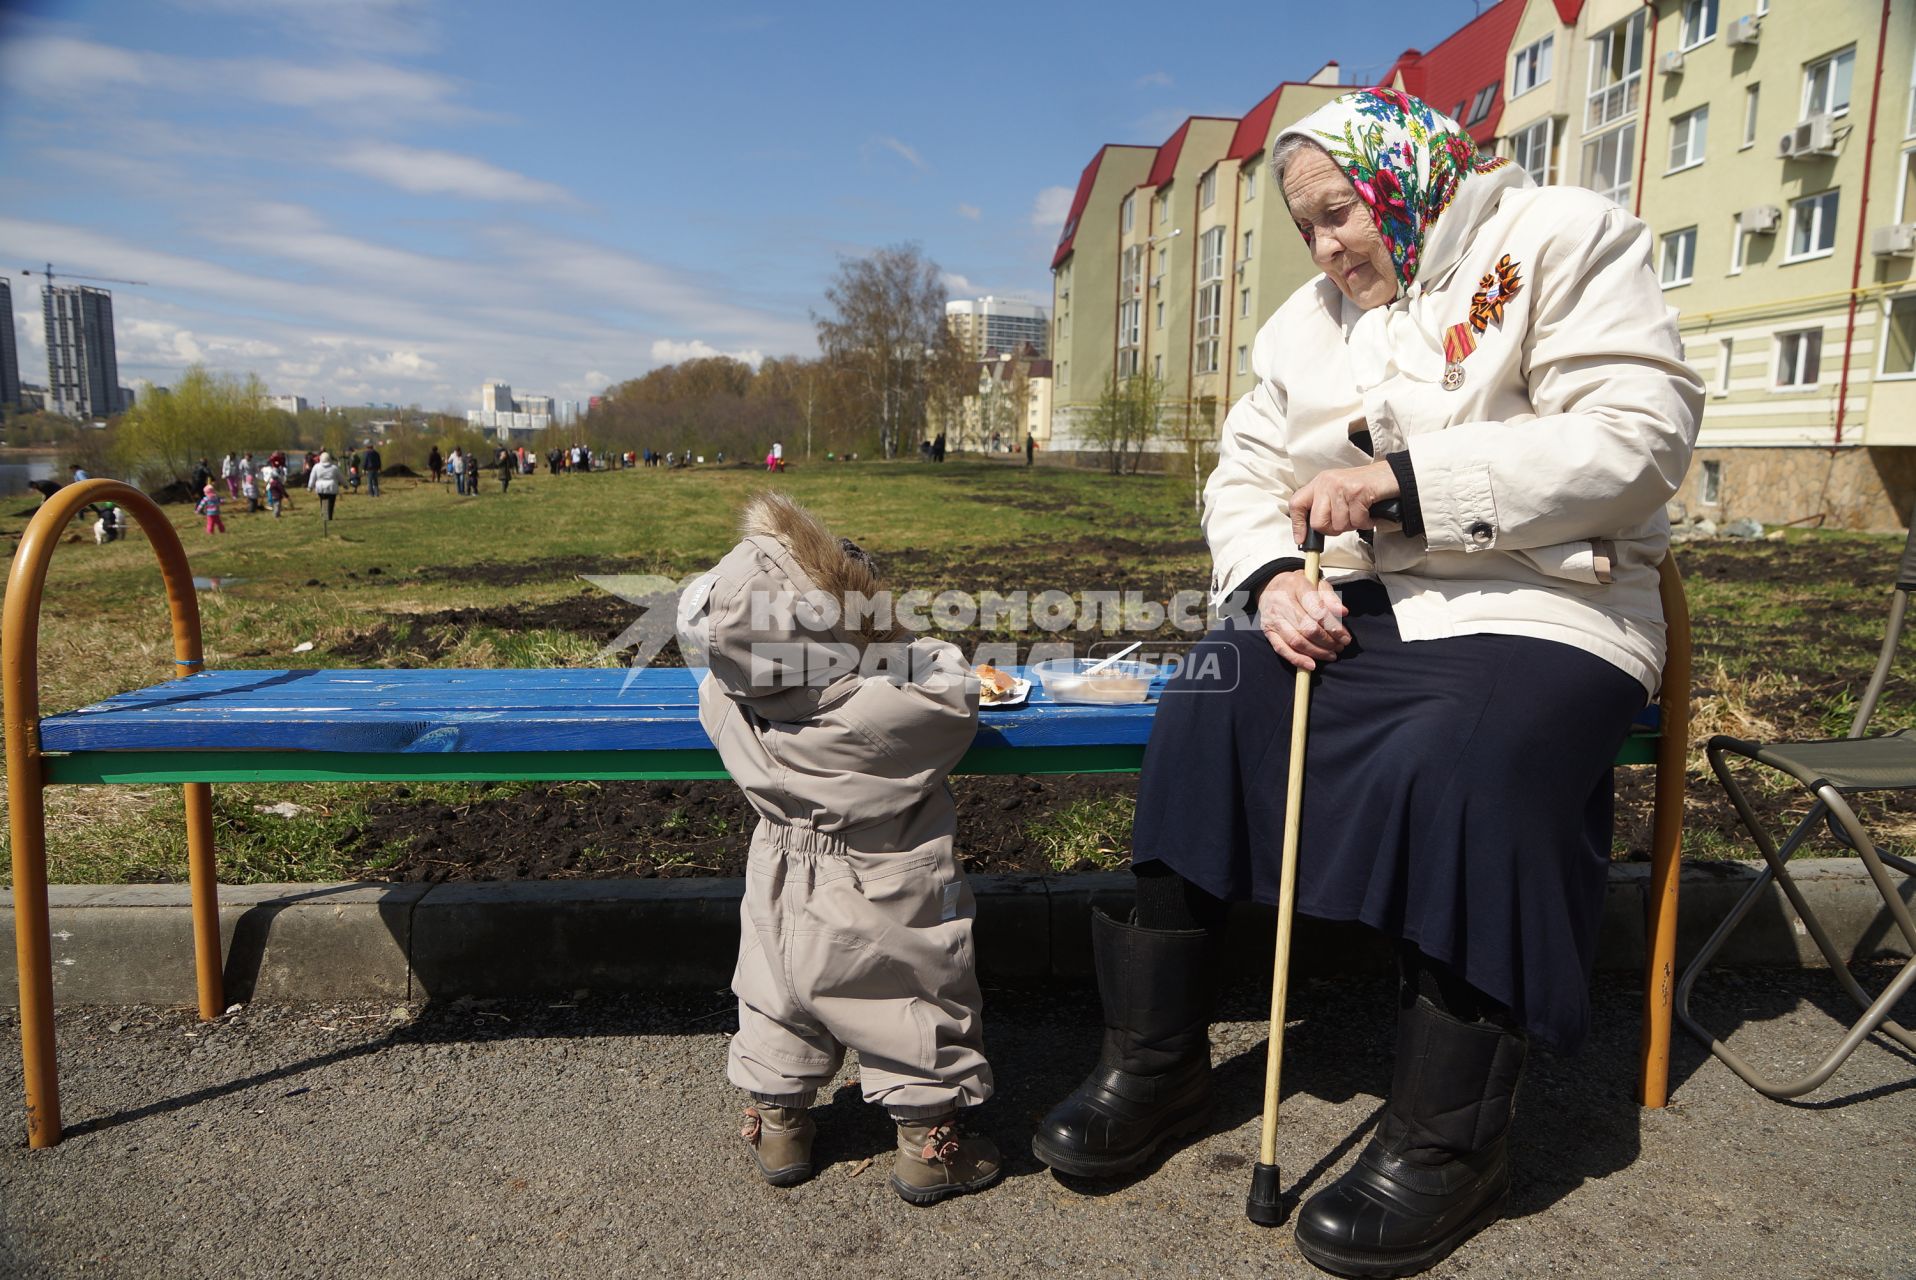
top-left (1132, 581), bottom-right (1646, 1053)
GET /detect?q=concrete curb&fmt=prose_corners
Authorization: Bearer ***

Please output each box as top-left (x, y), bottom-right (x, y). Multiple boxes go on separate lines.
top-left (3, 859), bottom-right (1910, 1005)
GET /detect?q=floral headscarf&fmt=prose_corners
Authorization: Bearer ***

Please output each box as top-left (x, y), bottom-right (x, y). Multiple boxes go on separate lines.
top-left (1274, 88), bottom-right (1524, 298)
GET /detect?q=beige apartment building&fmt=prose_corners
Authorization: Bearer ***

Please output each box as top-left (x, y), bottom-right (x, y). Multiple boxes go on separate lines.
top-left (1047, 0), bottom-right (1916, 528)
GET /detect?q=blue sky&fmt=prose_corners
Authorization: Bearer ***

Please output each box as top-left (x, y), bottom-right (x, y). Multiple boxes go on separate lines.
top-left (0, 0), bottom-right (1482, 411)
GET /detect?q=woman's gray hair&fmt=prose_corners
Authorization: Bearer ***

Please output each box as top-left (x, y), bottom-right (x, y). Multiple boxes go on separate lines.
top-left (1268, 134), bottom-right (1331, 199)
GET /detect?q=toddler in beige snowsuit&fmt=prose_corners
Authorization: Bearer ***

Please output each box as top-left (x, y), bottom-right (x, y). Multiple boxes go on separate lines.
top-left (679, 492), bottom-right (999, 1205)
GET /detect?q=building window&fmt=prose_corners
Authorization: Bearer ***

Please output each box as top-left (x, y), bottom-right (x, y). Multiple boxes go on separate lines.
top-left (1467, 83), bottom-right (1498, 125)
top-left (1669, 105), bottom-right (1709, 171)
top-left (1802, 47), bottom-right (1855, 119)
top-left (1157, 247), bottom-right (1167, 275)
top-left (1775, 327), bottom-right (1823, 387)
top-left (1715, 337), bottom-right (1734, 395)
top-left (1244, 163), bottom-right (1258, 200)
top-left (1195, 226), bottom-right (1226, 374)
top-left (1729, 213), bottom-right (1747, 275)
top-left (1241, 229), bottom-right (1254, 261)
top-left (1742, 84), bottom-right (1760, 149)
top-left (1118, 244), bottom-right (1142, 375)
top-left (1240, 287), bottom-right (1251, 317)
top-left (1236, 345), bottom-right (1249, 375)
top-left (1155, 299), bottom-right (1164, 330)
top-left (1756, 0), bottom-right (1767, 13)
top-left (1701, 459), bottom-right (1722, 505)
top-left (1199, 166), bottom-right (1217, 210)
top-left (1661, 228), bottom-right (1697, 286)
top-left (1121, 193), bottom-right (1134, 234)
top-left (1513, 35), bottom-right (1553, 97)
top-left (1452, 100), bottom-right (1468, 121)
top-left (1908, 45), bottom-right (1915, 136)
top-left (1154, 353), bottom-right (1163, 380)
top-left (1882, 295), bottom-right (1916, 378)
top-left (1581, 121), bottom-right (1638, 206)
top-left (1680, 0), bottom-right (1718, 49)
top-left (1899, 148), bottom-right (1916, 222)
top-left (1510, 117), bottom-right (1557, 184)
top-left (1586, 12), bottom-right (1645, 133)
top-left (1786, 189), bottom-right (1840, 261)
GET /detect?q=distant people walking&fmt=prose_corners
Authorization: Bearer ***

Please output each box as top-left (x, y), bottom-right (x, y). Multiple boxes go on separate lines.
top-left (241, 470), bottom-right (259, 513)
top-left (428, 445), bottom-right (444, 485)
top-left (196, 484), bottom-right (226, 535)
top-left (309, 451), bottom-right (342, 524)
top-left (221, 452), bottom-right (239, 497)
top-left (496, 446), bottom-right (513, 493)
top-left (70, 464), bottom-right (89, 483)
top-left (264, 464), bottom-right (287, 518)
top-left (363, 445), bottom-right (382, 497)
top-left (1026, 432), bottom-right (1035, 467)
top-left (448, 448), bottom-right (465, 495)
top-left (932, 432), bottom-right (946, 463)
top-left (193, 457), bottom-right (213, 495)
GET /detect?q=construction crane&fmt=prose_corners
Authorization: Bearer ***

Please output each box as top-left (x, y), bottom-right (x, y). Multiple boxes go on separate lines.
top-left (19, 263), bottom-right (148, 291)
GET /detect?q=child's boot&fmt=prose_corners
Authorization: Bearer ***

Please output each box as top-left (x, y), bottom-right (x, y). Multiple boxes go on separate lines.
top-left (889, 1114), bottom-right (1002, 1206)
top-left (740, 1100), bottom-right (815, 1187)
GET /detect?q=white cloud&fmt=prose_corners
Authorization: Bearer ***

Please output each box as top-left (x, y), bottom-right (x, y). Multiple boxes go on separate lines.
top-left (650, 339), bottom-right (765, 368)
top-left (1030, 185), bottom-right (1075, 232)
top-left (174, 0), bottom-right (440, 55)
top-left (956, 203), bottom-right (982, 221)
top-left (0, 35), bottom-right (474, 124)
top-left (941, 272), bottom-right (977, 295)
top-left (1135, 71), bottom-right (1174, 88)
top-left (332, 142), bottom-right (572, 204)
top-left (868, 135), bottom-right (927, 172)
top-left (360, 349), bottom-right (439, 379)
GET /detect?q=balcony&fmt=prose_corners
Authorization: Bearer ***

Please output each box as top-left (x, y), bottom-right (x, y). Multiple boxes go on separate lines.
top-left (1585, 74), bottom-right (1641, 133)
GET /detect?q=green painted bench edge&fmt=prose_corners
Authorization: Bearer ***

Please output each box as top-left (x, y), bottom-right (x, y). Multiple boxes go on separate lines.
top-left (41, 731), bottom-right (1654, 784)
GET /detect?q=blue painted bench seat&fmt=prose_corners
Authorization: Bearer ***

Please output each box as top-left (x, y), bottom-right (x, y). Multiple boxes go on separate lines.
top-left (36, 665), bottom-right (1658, 785)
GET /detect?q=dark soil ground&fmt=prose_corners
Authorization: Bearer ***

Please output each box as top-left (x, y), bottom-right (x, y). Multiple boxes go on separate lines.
top-left (332, 534), bottom-right (1914, 883)
top-left (342, 774), bottom-right (1134, 883)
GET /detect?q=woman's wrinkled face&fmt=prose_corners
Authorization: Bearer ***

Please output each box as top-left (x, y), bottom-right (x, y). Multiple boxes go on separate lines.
top-left (1282, 147), bottom-right (1398, 310)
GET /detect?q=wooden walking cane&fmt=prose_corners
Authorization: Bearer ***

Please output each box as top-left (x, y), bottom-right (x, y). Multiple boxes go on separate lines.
top-left (1246, 526), bottom-right (1326, 1226)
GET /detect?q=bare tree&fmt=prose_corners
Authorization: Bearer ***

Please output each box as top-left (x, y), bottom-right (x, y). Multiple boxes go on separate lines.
top-left (1081, 372), bottom-right (1168, 476)
top-left (815, 243), bottom-right (949, 459)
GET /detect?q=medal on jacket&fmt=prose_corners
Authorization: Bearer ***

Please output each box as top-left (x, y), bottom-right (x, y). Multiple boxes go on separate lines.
top-left (1442, 323), bottom-right (1475, 391)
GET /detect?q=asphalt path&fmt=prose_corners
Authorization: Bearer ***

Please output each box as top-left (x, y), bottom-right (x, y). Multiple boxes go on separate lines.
top-left (3, 968), bottom-right (1913, 1279)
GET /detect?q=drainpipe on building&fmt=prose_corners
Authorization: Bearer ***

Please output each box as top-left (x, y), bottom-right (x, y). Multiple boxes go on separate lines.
top-left (1221, 166), bottom-right (1243, 438)
top-left (1831, 0), bottom-right (1894, 449)
top-left (1632, 0), bottom-right (1659, 219)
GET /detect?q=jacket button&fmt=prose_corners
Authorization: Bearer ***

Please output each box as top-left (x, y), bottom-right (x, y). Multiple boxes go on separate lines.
top-left (1468, 521), bottom-right (1494, 545)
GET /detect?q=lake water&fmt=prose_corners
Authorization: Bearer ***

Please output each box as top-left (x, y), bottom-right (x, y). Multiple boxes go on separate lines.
top-left (0, 454), bottom-right (62, 498)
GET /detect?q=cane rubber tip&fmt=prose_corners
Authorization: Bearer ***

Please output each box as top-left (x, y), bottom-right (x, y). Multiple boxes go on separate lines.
top-left (1245, 1161), bottom-right (1288, 1226)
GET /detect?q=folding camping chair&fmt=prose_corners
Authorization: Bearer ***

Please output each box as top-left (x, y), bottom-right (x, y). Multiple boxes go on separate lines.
top-left (1676, 526), bottom-right (1916, 1099)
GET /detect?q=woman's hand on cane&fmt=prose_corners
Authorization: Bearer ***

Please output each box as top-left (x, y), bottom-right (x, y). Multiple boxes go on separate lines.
top-left (1290, 460), bottom-right (1400, 540)
top-left (1257, 573), bottom-right (1349, 671)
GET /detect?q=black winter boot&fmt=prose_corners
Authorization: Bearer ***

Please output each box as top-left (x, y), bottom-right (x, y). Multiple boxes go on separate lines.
top-left (1293, 993), bottom-right (1528, 1278)
top-left (1031, 909), bottom-right (1219, 1178)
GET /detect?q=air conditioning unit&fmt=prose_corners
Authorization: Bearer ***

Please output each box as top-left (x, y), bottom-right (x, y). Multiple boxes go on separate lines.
top-left (1659, 49), bottom-right (1685, 74)
top-left (1726, 14), bottom-right (1760, 45)
top-left (1149, 273), bottom-right (1164, 289)
top-left (1779, 113), bottom-right (1840, 158)
top-left (1871, 223), bottom-right (1916, 257)
top-left (1740, 204), bottom-right (1781, 234)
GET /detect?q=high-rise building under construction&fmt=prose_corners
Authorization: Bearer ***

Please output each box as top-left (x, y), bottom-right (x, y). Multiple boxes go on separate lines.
top-left (43, 284), bottom-right (123, 419)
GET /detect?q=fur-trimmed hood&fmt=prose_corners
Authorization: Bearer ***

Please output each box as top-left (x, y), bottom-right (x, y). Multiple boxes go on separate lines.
top-left (679, 492), bottom-right (899, 722)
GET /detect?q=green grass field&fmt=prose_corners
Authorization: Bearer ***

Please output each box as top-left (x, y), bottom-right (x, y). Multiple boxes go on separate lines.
top-left (2, 458), bottom-right (1909, 884)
